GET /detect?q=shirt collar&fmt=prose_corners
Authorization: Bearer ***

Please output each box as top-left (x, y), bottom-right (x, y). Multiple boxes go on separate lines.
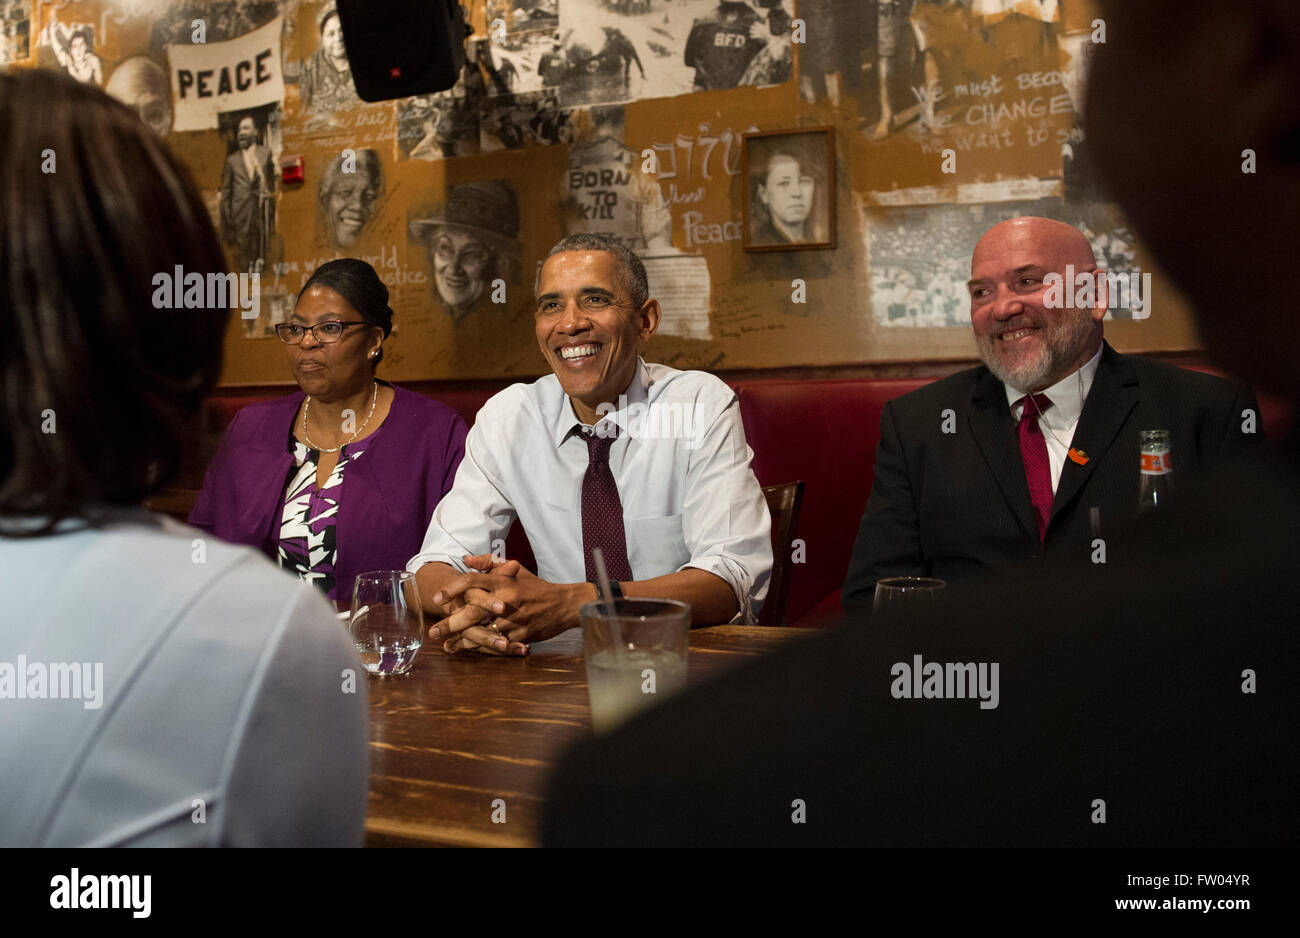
top-left (550, 356), bottom-right (650, 448)
top-left (1004, 341), bottom-right (1104, 424)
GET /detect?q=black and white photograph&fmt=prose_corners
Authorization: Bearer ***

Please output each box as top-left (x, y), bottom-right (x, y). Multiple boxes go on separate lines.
top-left (480, 90), bottom-right (572, 150)
top-left (796, 0), bottom-right (865, 108)
top-left (317, 148), bottom-right (385, 248)
top-left (547, 16), bottom-right (647, 106)
top-left (407, 180), bottom-right (523, 322)
top-left (218, 106), bottom-right (280, 273)
top-left (240, 283), bottom-right (293, 339)
top-left (472, 33), bottom-right (528, 97)
top-left (104, 56), bottom-right (174, 136)
top-left (742, 127), bottom-right (835, 251)
top-left (0, 0), bottom-right (29, 69)
top-left (165, 10), bottom-right (287, 131)
top-left (866, 197), bottom-right (1138, 328)
top-left (561, 104), bottom-right (671, 250)
top-left (149, 0), bottom-right (283, 59)
top-left (297, 1), bottom-right (361, 119)
top-left (38, 13), bottom-right (103, 86)
top-left (397, 34), bottom-right (546, 159)
top-left (396, 57), bottom-right (486, 159)
top-left (397, 94), bottom-right (450, 160)
top-left (543, 0), bottom-right (792, 108)
top-left (864, 0), bottom-right (1064, 140)
top-left (484, 0), bottom-right (560, 96)
top-left (1057, 28), bottom-right (1105, 204)
top-left (682, 0), bottom-right (792, 91)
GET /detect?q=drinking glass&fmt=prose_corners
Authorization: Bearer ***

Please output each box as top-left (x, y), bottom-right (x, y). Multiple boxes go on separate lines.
top-left (350, 571), bottom-right (423, 676)
top-left (582, 598), bottom-right (691, 734)
top-left (872, 577), bottom-right (947, 620)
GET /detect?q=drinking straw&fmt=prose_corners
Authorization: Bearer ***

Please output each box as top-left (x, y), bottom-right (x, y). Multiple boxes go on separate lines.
top-left (591, 548), bottom-right (627, 661)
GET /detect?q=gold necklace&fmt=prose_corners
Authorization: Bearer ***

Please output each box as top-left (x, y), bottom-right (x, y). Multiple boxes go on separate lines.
top-left (302, 382), bottom-right (378, 454)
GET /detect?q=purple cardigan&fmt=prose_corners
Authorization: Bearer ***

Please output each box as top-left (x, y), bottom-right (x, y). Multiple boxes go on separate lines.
top-left (189, 383), bottom-right (467, 599)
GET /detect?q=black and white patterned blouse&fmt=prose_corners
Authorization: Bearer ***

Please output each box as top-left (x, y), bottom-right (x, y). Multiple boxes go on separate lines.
top-left (278, 433), bottom-right (374, 600)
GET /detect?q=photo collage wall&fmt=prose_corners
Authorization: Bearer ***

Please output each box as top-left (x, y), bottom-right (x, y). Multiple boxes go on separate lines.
top-left (2, 0), bottom-right (1192, 382)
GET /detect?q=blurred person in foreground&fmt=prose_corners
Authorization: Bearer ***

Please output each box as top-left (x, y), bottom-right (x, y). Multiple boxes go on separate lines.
top-left (544, 0), bottom-right (1299, 846)
top-left (0, 70), bottom-right (368, 846)
top-left (190, 258), bottom-right (466, 605)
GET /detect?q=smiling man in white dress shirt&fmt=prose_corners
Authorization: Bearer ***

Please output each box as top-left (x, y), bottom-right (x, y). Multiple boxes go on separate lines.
top-left (408, 234), bottom-right (772, 655)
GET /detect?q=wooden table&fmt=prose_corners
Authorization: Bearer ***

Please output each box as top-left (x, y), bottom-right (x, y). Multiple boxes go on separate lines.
top-left (365, 625), bottom-right (808, 847)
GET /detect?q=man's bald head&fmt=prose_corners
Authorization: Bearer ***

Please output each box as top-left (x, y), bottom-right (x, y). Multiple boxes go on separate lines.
top-left (105, 57), bottom-right (171, 136)
top-left (972, 217), bottom-right (1097, 276)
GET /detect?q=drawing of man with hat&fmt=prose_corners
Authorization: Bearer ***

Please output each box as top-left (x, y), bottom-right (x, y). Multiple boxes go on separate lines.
top-left (408, 180), bottom-right (522, 321)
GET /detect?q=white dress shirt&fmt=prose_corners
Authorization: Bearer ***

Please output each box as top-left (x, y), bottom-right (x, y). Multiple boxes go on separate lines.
top-left (241, 145), bottom-right (264, 187)
top-left (408, 358), bottom-right (772, 624)
top-left (1004, 342), bottom-right (1104, 493)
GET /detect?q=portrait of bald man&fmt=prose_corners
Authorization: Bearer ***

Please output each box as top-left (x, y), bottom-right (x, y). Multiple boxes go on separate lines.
top-left (842, 216), bottom-right (1261, 606)
top-left (104, 56), bottom-right (172, 137)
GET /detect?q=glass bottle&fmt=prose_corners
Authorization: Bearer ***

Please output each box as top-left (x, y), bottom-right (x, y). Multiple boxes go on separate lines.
top-left (1138, 430), bottom-right (1172, 512)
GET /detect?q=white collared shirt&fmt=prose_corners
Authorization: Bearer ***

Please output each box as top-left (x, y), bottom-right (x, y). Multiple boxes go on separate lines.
top-left (407, 358), bottom-right (772, 625)
top-left (242, 146), bottom-right (263, 186)
top-left (1004, 343), bottom-right (1104, 493)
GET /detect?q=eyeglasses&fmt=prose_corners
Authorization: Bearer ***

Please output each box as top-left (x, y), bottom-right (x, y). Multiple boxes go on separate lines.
top-left (275, 321), bottom-right (367, 344)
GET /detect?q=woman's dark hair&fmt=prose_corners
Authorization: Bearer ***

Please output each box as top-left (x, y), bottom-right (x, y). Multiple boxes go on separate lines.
top-left (297, 258), bottom-right (393, 367)
top-left (0, 69), bottom-right (228, 536)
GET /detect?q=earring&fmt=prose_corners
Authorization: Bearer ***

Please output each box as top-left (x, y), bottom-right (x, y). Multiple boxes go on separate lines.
top-left (369, 350), bottom-right (378, 358)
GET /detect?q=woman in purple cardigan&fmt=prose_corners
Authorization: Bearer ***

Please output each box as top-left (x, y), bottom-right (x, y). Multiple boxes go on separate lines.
top-left (190, 259), bottom-right (467, 603)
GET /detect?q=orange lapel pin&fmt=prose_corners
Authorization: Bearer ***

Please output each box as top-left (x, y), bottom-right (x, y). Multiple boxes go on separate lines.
top-left (1068, 448), bottom-right (1089, 466)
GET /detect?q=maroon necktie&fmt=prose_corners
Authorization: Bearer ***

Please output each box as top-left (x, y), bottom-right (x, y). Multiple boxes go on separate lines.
top-left (577, 426), bottom-right (633, 582)
top-left (1017, 394), bottom-right (1054, 541)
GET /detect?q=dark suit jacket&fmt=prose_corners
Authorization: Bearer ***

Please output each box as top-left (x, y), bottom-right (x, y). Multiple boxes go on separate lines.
top-left (543, 440), bottom-right (1300, 847)
top-left (842, 342), bottom-right (1261, 606)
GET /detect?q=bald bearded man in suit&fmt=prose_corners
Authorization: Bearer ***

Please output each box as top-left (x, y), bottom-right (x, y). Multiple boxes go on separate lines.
top-left (842, 216), bottom-right (1260, 609)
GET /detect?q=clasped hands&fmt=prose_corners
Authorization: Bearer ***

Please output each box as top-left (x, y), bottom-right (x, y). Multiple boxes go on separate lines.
top-left (429, 553), bottom-right (588, 656)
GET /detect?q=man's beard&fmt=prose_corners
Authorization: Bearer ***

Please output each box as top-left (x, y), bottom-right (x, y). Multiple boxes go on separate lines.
top-left (977, 311), bottom-right (1097, 392)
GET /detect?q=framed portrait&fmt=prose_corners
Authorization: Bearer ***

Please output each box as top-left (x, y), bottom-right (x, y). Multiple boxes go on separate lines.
top-left (741, 127), bottom-right (836, 252)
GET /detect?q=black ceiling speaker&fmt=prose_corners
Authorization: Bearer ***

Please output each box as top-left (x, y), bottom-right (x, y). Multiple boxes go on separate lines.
top-left (336, 0), bottom-right (470, 102)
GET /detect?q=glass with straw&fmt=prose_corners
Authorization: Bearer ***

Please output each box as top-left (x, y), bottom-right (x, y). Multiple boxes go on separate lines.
top-left (581, 548), bottom-right (691, 734)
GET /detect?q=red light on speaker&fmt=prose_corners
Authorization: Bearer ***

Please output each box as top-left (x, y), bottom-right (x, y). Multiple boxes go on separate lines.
top-left (389, 66), bottom-right (402, 79)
